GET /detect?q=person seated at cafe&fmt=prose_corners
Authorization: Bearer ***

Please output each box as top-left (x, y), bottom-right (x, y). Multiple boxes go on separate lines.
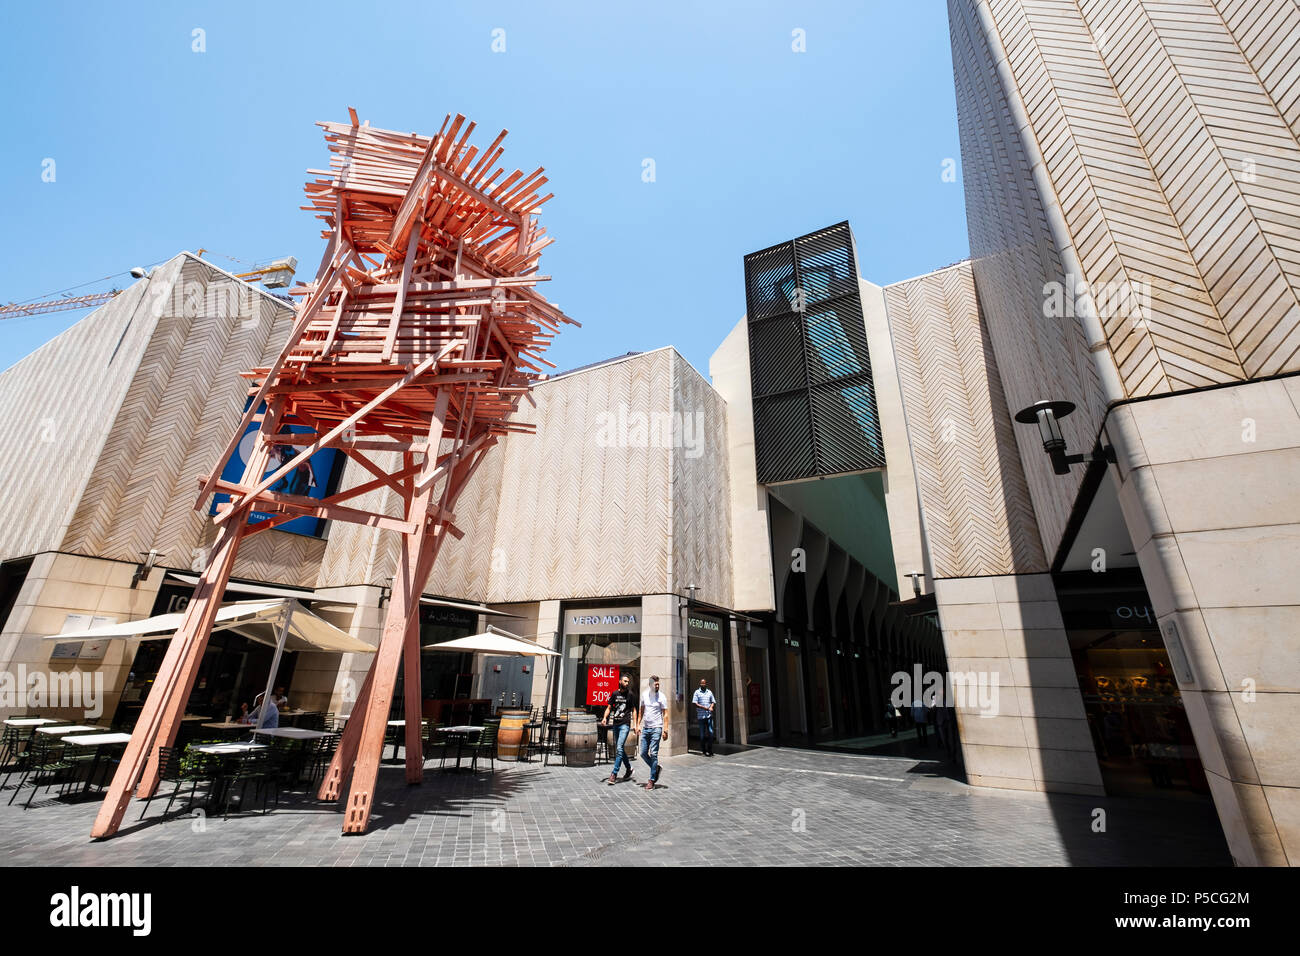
top-left (210, 687), bottom-right (232, 717)
top-left (241, 692), bottom-right (280, 729)
top-left (272, 686), bottom-right (289, 710)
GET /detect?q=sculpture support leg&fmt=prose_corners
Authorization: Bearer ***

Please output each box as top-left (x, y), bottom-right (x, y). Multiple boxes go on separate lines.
top-left (91, 519), bottom-right (245, 838)
top-left (318, 659), bottom-right (375, 801)
top-left (403, 606), bottom-right (424, 784)
top-left (342, 525), bottom-right (434, 834)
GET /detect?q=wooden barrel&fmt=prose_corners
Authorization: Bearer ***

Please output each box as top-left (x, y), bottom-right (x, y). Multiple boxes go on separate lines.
top-left (496, 710), bottom-right (530, 761)
top-left (564, 713), bottom-right (598, 767)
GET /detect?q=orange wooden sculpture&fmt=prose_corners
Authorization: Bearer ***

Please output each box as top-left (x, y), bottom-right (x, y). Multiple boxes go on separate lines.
top-left (91, 109), bottom-right (575, 838)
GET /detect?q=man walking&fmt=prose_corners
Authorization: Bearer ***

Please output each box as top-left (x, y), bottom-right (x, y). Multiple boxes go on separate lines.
top-left (911, 698), bottom-right (929, 745)
top-left (638, 675), bottom-right (669, 790)
top-left (692, 678), bottom-right (717, 756)
top-left (602, 673), bottom-right (637, 784)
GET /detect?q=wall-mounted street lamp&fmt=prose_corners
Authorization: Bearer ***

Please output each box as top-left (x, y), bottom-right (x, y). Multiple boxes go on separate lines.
top-left (1013, 400), bottom-right (1114, 476)
top-left (130, 549), bottom-right (165, 589)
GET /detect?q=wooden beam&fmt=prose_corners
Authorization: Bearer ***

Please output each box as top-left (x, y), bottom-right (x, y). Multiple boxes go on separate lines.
top-left (212, 347), bottom-right (458, 525)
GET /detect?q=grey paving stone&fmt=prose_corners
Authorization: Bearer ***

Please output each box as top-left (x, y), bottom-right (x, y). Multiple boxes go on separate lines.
top-left (0, 746), bottom-right (1230, 867)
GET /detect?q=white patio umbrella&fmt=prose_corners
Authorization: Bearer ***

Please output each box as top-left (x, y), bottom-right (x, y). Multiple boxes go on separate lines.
top-left (44, 599), bottom-right (375, 730)
top-left (423, 624), bottom-right (559, 657)
top-left (424, 625), bottom-right (558, 714)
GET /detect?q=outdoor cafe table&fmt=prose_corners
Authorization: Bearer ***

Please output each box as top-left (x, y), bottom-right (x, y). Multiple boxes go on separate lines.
top-left (191, 742), bottom-right (269, 809)
top-left (61, 732), bottom-right (132, 798)
top-left (192, 742), bottom-right (268, 755)
top-left (35, 725), bottom-right (105, 736)
top-left (249, 727), bottom-right (330, 784)
top-left (249, 727), bottom-right (330, 740)
top-left (201, 722), bottom-right (251, 734)
top-left (3, 718), bottom-right (57, 727)
top-left (385, 719), bottom-right (427, 759)
top-left (438, 725), bottom-right (484, 771)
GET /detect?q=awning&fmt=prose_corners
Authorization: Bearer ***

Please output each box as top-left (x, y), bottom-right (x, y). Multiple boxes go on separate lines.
top-left (424, 626), bottom-right (558, 657)
top-left (165, 571), bottom-right (521, 618)
top-left (43, 599), bottom-right (375, 654)
top-left (166, 572), bottom-right (317, 603)
top-left (419, 596), bottom-right (523, 619)
top-left (888, 593), bottom-right (937, 617)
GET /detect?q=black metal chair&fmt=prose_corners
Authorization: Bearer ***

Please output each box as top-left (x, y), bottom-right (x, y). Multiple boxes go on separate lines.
top-left (0, 725), bottom-right (35, 786)
top-left (467, 723), bottom-right (499, 774)
top-left (384, 721), bottom-right (402, 760)
top-left (306, 733), bottom-right (341, 784)
top-left (264, 735), bottom-right (310, 787)
top-left (7, 735), bottom-right (72, 808)
top-left (423, 724), bottom-right (451, 769)
top-left (595, 724), bottom-right (611, 764)
top-left (519, 719), bottom-right (543, 763)
top-left (138, 746), bottom-right (213, 820)
top-left (542, 716), bottom-right (568, 766)
top-left (223, 751), bottom-right (277, 817)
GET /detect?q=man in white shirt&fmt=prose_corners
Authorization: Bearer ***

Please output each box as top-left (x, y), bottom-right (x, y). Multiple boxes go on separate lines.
top-left (637, 675), bottom-right (669, 790)
top-left (692, 678), bottom-right (717, 756)
top-left (242, 692), bottom-right (279, 730)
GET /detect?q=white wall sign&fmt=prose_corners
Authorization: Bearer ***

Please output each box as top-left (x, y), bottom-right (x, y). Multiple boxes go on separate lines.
top-left (48, 614), bottom-right (117, 661)
top-left (563, 606), bottom-right (641, 635)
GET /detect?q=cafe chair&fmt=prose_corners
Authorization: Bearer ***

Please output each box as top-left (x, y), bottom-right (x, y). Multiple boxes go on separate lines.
top-left (467, 723), bottom-right (498, 774)
top-left (384, 722), bottom-right (402, 761)
top-left (423, 724), bottom-right (451, 769)
top-left (139, 746), bottom-right (209, 820)
top-left (0, 725), bottom-right (35, 785)
top-left (519, 717), bottom-right (543, 763)
top-left (223, 751), bottom-right (277, 818)
top-left (542, 715), bottom-right (567, 767)
top-left (7, 736), bottom-right (72, 808)
top-left (59, 738), bottom-right (103, 797)
top-left (307, 733), bottom-right (342, 784)
top-left (595, 725), bottom-right (612, 765)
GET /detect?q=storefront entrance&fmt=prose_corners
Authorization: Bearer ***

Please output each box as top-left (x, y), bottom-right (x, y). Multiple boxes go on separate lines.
top-left (395, 603), bottom-right (477, 721)
top-left (743, 627), bottom-right (772, 739)
top-left (781, 638), bottom-right (806, 736)
top-left (812, 649), bottom-right (833, 734)
top-left (1056, 570), bottom-right (1211, 799)
top-left (113, 581), bottom-right (296, 727)
top-left (686, 610), bottom-right (726, 746)
top-left (560, 604), bottom-right (641, 717)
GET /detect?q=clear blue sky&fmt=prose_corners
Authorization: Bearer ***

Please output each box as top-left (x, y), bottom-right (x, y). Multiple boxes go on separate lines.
top-left (0, 1), bottom-right (968, 376)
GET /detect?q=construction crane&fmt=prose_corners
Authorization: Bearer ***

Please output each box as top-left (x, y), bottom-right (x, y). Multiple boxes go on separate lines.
top-left (0, 289), bottom-right (123, 319)
top-left (195, 250), bottom-right (298, 289)
top-left (1, 253), bottom-right (299, 320)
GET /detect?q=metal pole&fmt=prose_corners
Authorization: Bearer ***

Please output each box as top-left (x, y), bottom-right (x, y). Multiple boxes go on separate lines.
top-left (256, 602), bottom-right (294, 732)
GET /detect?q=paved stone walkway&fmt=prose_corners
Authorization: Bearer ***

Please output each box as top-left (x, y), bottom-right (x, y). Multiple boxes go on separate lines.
top-left (0, 747), bottom-right (1231, 866)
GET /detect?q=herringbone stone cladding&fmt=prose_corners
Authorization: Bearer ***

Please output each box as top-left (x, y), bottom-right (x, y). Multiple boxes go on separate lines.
top-left (884, 263), bottom-right (1046, 578)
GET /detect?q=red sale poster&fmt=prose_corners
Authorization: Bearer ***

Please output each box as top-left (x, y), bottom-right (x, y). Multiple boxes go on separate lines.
top-left (587, 665), bottom-right (620, 705)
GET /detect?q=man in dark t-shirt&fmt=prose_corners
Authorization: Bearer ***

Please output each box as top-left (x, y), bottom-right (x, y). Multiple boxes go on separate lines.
top-left (602, 674), bottom-right (637, 785)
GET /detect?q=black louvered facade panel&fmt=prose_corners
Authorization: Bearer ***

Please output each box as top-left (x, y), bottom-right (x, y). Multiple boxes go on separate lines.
top-left (744, 221), bottom-right (886, 484)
